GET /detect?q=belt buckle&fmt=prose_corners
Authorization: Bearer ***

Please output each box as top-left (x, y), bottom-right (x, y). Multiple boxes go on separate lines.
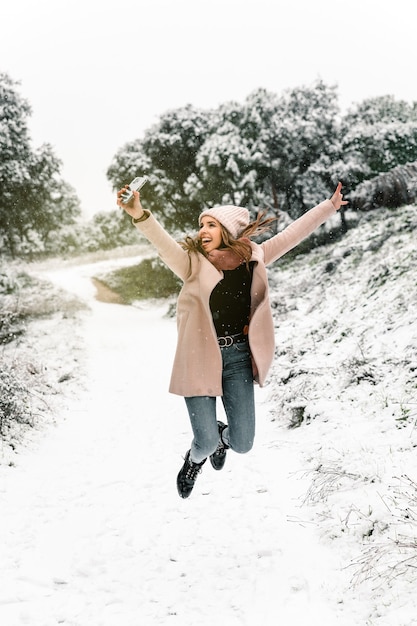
top-left (218, 335), bottom-right (233, 347)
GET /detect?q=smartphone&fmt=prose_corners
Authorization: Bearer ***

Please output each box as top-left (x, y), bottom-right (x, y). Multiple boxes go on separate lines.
top-left (121, 175), bottom-right (149, 204)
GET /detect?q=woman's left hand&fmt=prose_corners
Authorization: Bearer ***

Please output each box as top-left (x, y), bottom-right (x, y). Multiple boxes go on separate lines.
top-left (331, 182), bottom-right (348, 211)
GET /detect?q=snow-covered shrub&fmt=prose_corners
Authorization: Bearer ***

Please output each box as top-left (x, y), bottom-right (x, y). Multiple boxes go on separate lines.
top-left (0, 267), bottom-right (26, 344)
top-left (0, 310), bottom-right (25, 345)
top-left (39, 211), bottom-right (139, 258)
top-left (350, 160), bottom-right (417, 210)
top-left (350, 475), bottom-right (417, 587)
top-left (1, 267), bottom-right (85, 324)
top-left (0, 269), bottom-right (21, 294)
top-left (0, 359), bottom-right (33, 436)
top-left (0, 267), bottom-right (85, 450)
top-left (300, 464), bottom-right (363, 505)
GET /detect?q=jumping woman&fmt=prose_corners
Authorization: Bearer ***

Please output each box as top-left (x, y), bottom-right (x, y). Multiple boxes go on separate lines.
top-left (117, 182), bottom-right (347, 498)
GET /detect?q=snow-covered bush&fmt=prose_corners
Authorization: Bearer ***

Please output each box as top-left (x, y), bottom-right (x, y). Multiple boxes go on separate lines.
top-left (34, 210), bottom-right (138, 258)
top-left (0, 266), bottom-right (85, 451)
top-left (350, 475), bottom-right (417, 587)
top-left (0, 358), bottom-right (34, 436)
top-left (0, 267), bottom-right (26, 344)
top-left (350, 160), bottom-right (417, 210)
top-left (0, 269), bottom-right (21, 294)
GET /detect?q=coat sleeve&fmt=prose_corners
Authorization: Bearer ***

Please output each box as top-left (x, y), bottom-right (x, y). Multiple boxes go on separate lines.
top-left (133, 211), bottom-right (191, 281)
top-left (261, 199), bottom-right (337, 266)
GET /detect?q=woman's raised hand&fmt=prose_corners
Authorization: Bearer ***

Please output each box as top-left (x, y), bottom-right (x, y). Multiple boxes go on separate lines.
top-left (330, 182), bottom-right (348, 211)
top-left (116, 187), bottom-right (144, 220)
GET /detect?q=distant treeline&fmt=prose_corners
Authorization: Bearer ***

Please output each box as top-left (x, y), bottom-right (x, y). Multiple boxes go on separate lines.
top-left (2, 71), bottom-right (417, 258)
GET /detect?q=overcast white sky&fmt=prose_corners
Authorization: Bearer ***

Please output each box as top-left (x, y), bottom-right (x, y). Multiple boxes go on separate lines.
top-left (2, 0), bottom-right (416, 217)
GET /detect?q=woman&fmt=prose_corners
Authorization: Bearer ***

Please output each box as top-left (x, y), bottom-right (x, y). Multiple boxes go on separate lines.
top-left (117, 182), bottom-right (348, 498)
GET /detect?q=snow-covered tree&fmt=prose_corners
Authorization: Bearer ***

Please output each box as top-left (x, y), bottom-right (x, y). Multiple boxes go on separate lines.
top-left (266, 80), bottom-right (340, 217)
top-left (0, 73), bottom-right (81, 257)
top-left (340, 95), bottom-right (417, 189)
top-left (194, 98), bottom-right (262, 209)
top-left (107, 138), bottom-right (151, 192)
top-left (107, 104), bottom-right (215, 233)
top-left (107, 85), bottom-right (417, 238)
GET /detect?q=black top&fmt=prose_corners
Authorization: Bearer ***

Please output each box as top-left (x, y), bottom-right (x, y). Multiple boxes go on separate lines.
top-left (209, 262), bottom-right (255, 336)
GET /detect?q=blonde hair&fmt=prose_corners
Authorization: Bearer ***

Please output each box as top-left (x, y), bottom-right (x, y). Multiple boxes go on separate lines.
top-left (180, 210), bottom-right (276, 265)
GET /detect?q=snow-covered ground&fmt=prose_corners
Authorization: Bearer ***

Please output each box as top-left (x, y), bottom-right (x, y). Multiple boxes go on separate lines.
top-left (0, 205), bottom-right (416, 625)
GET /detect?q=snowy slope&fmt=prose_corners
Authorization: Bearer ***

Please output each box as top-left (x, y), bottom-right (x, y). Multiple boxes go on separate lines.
top-left (0, 204), bottom-right (416, 625)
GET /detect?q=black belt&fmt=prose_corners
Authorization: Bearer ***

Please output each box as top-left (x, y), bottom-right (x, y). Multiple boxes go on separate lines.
top-left (217, 332), bottom-right (248, 348)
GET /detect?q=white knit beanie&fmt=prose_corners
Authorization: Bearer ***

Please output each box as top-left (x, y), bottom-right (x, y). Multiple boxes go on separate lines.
top-left (198, 205), bottom-right (250, 239)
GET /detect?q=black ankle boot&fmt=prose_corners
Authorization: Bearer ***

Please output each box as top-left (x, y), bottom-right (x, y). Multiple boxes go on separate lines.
top-left (210, 421), bottom-right (229, 471)
top-left (177, 450), bottom-right (206, 499)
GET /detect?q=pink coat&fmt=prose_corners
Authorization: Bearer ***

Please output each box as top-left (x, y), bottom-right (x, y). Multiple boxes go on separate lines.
top-left (135, 199), bottom-right (336, 397)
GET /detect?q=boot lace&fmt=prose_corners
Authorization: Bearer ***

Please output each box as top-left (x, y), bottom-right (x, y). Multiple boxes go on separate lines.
top-left (185, 458), bottom-right (204, 481)
top-left (212, 440), bottom-right (226, 457)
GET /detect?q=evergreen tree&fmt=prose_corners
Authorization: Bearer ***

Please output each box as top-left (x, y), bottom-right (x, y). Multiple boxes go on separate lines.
top-left (340, 95), bottom-right (417, 188)
top-left (0, 73), bottom-right (81, 257)
top-left (107, 84), bottom-right (417, 238)
top-left (107, 104), bottom-right (215, 233)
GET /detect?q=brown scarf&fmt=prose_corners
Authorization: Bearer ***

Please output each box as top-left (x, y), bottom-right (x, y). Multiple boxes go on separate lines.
top-left (206, 248), bottom-right (244, 271)
top-left (206, 238), bottom-right (251, 271)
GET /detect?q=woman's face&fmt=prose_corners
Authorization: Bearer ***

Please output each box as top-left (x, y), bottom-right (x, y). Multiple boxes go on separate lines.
top-left (199, 216), bottom-right (223, 253)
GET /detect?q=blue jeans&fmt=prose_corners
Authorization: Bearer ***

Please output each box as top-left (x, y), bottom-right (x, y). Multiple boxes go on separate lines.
top-left (185, 339), bottom-right (255, 463)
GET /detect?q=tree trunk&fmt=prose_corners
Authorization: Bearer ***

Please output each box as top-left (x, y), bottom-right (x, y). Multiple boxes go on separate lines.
top-left (6, 229), bottom-right (16, 259)
top-left (340, 207), bottom-right (348, 234)
top-left (271, 180), bottom-right (280, 234)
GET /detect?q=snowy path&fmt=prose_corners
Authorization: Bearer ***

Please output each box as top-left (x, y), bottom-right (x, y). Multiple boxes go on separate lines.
top-left (0, 261), bottom-right (356, 626)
